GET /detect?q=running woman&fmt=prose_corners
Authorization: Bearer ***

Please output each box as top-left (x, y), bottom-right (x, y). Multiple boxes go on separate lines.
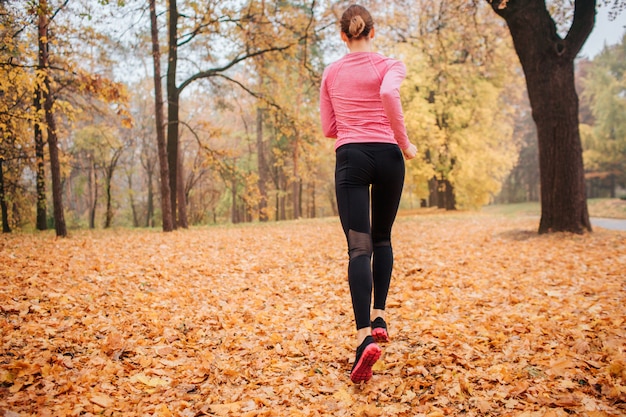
top-left (319, 4), bottom-right (417, 383)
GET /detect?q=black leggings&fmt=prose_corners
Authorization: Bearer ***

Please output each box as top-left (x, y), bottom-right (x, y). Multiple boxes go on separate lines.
top-left (335, 143), bottom-right (405, 330)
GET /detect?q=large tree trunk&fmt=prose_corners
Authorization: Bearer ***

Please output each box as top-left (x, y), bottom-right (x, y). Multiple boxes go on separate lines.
top-left (166, 0), bottom-right (180, 228)
top-left (489, 0), bottom-right (594, 234)
top-left (39, 0), bottom-right (66, 237)
top-left (45, 98), bottom-right (66, 237)
top-left (34, 85), bottom-right (47, 230)
top-left (149, 0), bottom-right (173, 231)
top-left (0, 158), bottom-right (11, 233)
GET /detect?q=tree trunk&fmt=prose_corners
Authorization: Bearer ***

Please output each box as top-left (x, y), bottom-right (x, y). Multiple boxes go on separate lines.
top-left (39, 0), bottom-right (66, 237)
top-left (428, 176), bottom-right (456, 210)
top-left (0, 158), bottom-right (11, 233)
top-left (428, 176), bottom-right (437, 208)
top-left (149, 0), bottom-right (173, 231)
top-left (443, 179), bottom-right (456, 211)
top-left (103, 148), bottom-right (123, 229)
top-left (167, 0), bottom-right (179, 228)
top-left (278, 171), bottom-right (286, 221)
top-left (46, 102), bottom-right (66, 237)
top-left (231, 178), bottom-right (238, 223)
top-left (489, 0), bottom-right (594, 234)
top-left (292, 147), bottom-right (300, 219)
top-left (146, 167), bottom-right (154, 227)
top-left (34, 85), bottom-right (47, 231)
top-left (310, 182), bottom-right (316, 218)
top-left (88, 159), bottom-right (97, 229)
top-left (104, 167), bottom-right (114, 228)
top-left (257, 107), bottom-right (269, 221)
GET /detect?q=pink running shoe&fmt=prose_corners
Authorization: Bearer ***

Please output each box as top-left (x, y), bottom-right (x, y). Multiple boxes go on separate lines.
top-left (350, 336), bottom-right (381, 383)
top-left (371, 317), bottom-right (389, 343)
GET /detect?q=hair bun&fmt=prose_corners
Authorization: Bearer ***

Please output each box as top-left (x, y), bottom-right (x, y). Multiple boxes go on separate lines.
top-left (340, 5), bottom-right (374, 40)
top-left (349, 15), bottom-right (366, 37)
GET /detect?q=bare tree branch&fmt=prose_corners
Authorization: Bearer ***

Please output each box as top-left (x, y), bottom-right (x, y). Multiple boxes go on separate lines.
top-left (178, 43), bottom-right (293, 92)
top-left (565, 0), bottom-right (597, 59)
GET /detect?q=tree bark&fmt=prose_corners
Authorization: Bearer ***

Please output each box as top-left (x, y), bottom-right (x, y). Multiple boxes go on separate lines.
top-left (45, 97), bottom-right (66, 237)
top-left (488, 0), bottom-right (594, 233)
top-left (166, 0), bottom-right (180, 228)
top-left (88, 159), bottom-right (97, 229)
top-left (0, 158), bottom-right (11, 233)
top-left (103, 151), bottom-right (122, 229)
top-left (39, 0), bottom-right (66, 237)
top-left (104, 171), bottom-right (113, 228)
top-left (34, 85), bottom-right (47, 230)
top-left (149, 0), bottom-right (173, 231)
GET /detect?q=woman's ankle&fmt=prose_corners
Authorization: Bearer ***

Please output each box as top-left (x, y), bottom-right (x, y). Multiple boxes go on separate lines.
top-left (372, 309), bottom-right (385, 321)
top-left (356, 327), bottom-right (372, 345)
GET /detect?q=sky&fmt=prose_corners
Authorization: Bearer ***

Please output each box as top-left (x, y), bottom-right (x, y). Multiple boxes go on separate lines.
top-left (578, 5), bottom-right (625, 58)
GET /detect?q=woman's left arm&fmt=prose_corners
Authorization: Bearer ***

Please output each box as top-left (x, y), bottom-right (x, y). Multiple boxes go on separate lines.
top-left (380, 61), bottom-right (410, 151)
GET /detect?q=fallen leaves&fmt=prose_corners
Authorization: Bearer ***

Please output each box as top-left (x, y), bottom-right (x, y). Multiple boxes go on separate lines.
top-left (0, 214), bottom-right (624, 416)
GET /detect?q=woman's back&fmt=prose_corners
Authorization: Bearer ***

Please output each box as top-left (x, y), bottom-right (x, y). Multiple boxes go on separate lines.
top-left (320, 52), bottom-right (409, 150)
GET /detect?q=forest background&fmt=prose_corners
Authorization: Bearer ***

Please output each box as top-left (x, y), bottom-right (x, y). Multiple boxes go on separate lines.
top-left (0, 0), bottom-right (625, 232)
top-left (1, 2), bottom-right (626, 416)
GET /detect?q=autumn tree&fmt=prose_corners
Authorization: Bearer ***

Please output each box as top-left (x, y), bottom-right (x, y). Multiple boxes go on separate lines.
top-left (247, 1), bottom-right (326, 221)
top-left (149, 0), bottom-right (173, 231)
top-left (579, 33), bottom-right (626, 198)
top-left (129, 79), bottom-right (161, 228)
top-left (484, 0), bottom-right (604, 233)
top-left (395, 0), bottom-right (521, 210)
top-left (33, 0), bottom-right (68, 236)
top-left (0, 1), bottom-right (49, 231)
top-left (161, 0), bottom-right (314, 228)
top-left (0, 2), bottom-right (33, 233)
top-left (70, 125), bottom-right (127, 228)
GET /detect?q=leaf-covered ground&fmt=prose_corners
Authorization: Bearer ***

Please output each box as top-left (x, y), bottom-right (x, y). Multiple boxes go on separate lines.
top-left (1, 214), bottom-right (625, 417)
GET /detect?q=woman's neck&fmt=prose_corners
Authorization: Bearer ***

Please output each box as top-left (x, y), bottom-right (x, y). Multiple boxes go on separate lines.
top-left (347, 38), bottom-right (372, 53)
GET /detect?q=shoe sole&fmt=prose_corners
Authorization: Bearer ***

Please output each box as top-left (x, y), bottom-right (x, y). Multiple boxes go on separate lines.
top-left (372, 327), bottom-right (389, 343)
top-left (371, 328), bottom-right (389, 343)
top-left (350, 343), bottom-right (381, 383)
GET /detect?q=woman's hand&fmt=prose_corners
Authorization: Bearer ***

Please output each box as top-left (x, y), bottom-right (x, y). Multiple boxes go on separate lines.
top-left (402, 143), bottom-right (418, 160)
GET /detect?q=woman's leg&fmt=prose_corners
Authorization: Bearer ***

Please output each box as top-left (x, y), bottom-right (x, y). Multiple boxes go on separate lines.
top-left (335, 145), bottom-right (375, 337)
top-left (371, 145), bottom-right (405, 316)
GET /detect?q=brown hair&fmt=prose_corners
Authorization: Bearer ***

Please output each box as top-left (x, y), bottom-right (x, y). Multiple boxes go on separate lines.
top-left (340, 4), bottom-right (374, 40)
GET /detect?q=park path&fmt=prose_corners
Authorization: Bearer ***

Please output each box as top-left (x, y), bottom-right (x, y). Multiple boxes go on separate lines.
top-left (591, 217), bottom-right (626, 231)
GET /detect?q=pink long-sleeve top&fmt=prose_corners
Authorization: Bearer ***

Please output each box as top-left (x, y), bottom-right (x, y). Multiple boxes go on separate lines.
top-left (319, 52), bottom-right (410, 151)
